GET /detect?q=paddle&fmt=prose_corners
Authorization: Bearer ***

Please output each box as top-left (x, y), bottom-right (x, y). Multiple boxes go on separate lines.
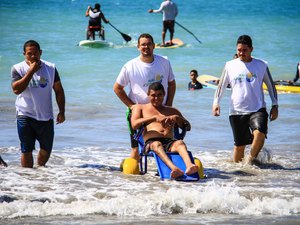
top-left (175, 21), bottom-right (202, 44)
top-left (108, 22), bottom-right (131, 42)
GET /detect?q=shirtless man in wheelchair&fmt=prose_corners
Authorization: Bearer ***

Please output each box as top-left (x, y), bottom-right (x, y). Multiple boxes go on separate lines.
top-left (131, 82), bottom-right (198, 179)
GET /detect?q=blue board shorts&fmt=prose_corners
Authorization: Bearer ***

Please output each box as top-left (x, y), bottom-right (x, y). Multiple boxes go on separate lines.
top-left (229, 108), bottom-right (268, 146)
top-left (17, 116), bottom-right (54, 153)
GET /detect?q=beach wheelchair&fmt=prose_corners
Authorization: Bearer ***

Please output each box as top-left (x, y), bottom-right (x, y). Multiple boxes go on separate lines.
top-left (86, 25), bottom-right (105, 40)
top-left (132, 125), bottom-right (203, 181)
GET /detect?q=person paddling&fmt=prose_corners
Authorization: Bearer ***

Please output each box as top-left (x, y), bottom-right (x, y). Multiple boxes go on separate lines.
top-left (85, 3), bottom-right (109, 40)
top-left (148, 0), bottom-right (178, 47)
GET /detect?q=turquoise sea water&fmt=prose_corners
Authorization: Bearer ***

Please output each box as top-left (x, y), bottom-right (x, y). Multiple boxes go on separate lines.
top-left (0, 0), bottom-right (299, 224)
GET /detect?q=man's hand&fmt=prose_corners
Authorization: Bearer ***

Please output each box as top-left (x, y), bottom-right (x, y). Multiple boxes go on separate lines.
top-left (212, 105), bottom-right (220, 116)
top-left (165, 115), bottom-right (177, 127)
top-left (129, 104), bottom-right (136, 111)
top-left (28, 60), bottom-right (41, 74)
top-left (56, 112), bottom-right (65, 124)
top-left (156, 115), bottom-right (175, 128)
top-left (269, 106), bottom-right (278, 121)
top-left (184, 122), bottom-right (191, 131)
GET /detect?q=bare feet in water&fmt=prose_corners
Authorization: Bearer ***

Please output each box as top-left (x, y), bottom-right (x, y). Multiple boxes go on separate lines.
top-left (170, 167), bottom-right (184, 179)
top-left (185, 164), bottom-right (199, 175)
top-left (244, 154), bottom-right (254, 165)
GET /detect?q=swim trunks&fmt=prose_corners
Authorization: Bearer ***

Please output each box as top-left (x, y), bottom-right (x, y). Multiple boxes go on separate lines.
top-left (144, 137), bottom-right (176, 153)
top-left (17, 116), bottom-right (54, 153)
top-left (229, 108), bottom-right (268, 146)
top-left (163, 20), bottom-right (175, 33)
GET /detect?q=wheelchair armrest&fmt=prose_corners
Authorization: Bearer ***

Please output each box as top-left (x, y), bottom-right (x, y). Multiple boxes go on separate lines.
top-left (173, 124), bottom-right (187, 140)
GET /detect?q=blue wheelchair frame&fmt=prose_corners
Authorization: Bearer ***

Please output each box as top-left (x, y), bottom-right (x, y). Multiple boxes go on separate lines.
top-left (134, 125), bottom-right (199, 181)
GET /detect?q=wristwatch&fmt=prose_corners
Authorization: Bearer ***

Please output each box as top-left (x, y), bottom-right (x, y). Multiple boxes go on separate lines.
top-left (272, 105), bottom-right (278, 109)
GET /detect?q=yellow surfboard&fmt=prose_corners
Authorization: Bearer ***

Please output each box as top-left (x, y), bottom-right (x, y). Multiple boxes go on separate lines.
top-left (263, 81), bottom-right (300, 94)
top-left (155, 38), bottom-right (184, 49)
top-left (198, 76), bottom-right (300, 93)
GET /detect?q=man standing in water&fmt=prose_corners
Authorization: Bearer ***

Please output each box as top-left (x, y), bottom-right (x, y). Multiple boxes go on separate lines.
top-left (11, 40), bottom-right (66, 168)
top-left (131, 82), bottom-right (198, 179)
top-left (148, 0), bottom-right (178, 47)
top-left (212, 35), bottom-right (278, 164)
top-left (113, 33), bottom-right (176, 161)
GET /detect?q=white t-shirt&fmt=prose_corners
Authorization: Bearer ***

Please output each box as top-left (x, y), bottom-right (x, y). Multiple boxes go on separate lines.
top-left (153, 0), bottom-right (178, 21)
top-left (12, 60), bottom-right (56, 121)
top-left (213, 58), bottom-right (278, 115)
top-left (116, 54), bottom-right (175, 104)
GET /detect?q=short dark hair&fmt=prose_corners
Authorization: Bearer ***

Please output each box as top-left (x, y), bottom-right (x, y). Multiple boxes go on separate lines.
top-left (190, 69), bottom-right (198, 75)
top-left (23, 40), bottom-right (40, 52)
top-left (94, 3), bottom-right (100, 10)
top-left (236, 35), bottom-right (252, 48)
top-left (148, 82), bottom-right (165, 95)
top-left (138, 33), bottom-right (154, 45)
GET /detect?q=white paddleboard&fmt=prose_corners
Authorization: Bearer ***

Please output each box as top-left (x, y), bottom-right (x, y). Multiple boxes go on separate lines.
top-left (78, 40), bottom-right (111, 48)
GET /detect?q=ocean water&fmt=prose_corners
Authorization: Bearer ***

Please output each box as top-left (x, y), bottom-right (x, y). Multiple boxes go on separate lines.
top-left (0, 0), bottom-right (299, 224)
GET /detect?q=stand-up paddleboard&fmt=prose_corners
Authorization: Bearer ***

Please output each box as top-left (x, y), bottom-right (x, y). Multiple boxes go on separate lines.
top-left (78, 40), bottom-right (111, 48)
top-left (155, 38), bottom-right (184, 49)
top-left (197, 74), bottom-right (221, 90)
top-left (263, 80), bottom-right (300, 94)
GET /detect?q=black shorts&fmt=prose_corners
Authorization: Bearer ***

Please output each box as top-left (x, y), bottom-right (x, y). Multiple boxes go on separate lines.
top-left (144, 138), bottom-right (176, 154)
top-left (229, 108), bottom-right (268, 146)
top-left (163, 20), bottom-right (175, 33)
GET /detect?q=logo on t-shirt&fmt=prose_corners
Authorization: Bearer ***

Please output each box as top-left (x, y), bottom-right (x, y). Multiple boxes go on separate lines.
top-left (143, 74), bottom-right (164, 87)
top-left (39, 77), bottom-right (48, 88)
top-left (235, 73), bottom-right (256, 83)
top-left (29, 76), bottom-right (48, 88)
top-left (29, 78), bottom-right (39, 88)
top-left (246, 72), bottom-right (257, 82)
